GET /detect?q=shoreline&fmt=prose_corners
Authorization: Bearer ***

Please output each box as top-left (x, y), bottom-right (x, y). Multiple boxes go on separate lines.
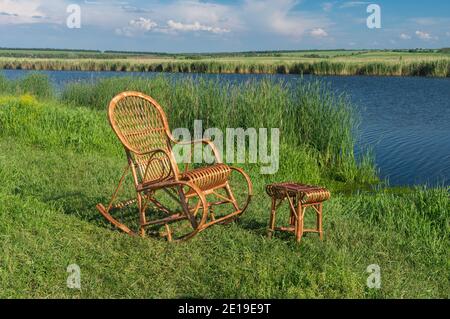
top-left (3, 67), bottom-right (450, 80)
top-left (1, 58), bottom-right (449, 77)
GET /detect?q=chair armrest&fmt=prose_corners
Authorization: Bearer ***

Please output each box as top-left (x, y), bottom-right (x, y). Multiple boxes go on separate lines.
top-left (132, 148), bottom-right (179, 182)
top-left (133, 147), bottom-right (171, 158)
top-left (173, 138), bottom-right (223, 163)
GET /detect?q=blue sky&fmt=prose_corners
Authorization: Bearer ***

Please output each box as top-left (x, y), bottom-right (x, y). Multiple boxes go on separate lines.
top-left (0, 0), bottom-right (449, 52)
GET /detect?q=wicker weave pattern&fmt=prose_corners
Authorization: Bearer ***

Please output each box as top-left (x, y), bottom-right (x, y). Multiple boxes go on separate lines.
top-left (181, 164), bottom-right (232, 191)
top-left (266, 182), bottom-right (331, 204)
top-left (110, 94), bottom-right (173, 184)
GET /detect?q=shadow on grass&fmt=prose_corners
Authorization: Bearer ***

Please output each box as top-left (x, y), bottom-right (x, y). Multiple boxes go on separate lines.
top-left (44, 188), bottom-right (313, 245)
top-left (235, 218), bottom-right (268, 237)
top-left (44, 191), bottom-right (116, 225)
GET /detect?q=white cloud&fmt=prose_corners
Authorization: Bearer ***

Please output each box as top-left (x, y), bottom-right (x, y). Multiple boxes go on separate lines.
top-left (114, 1), bottom-right (236, 37)
top-left (400, 33), bottom-right (411, 40)
top-left (446, 32), bottom-right (450, 37)
top-left (153, 0), bottom-right (240, 32)
top-left (0, 0), bottom-right (140, 28)
top-left (310, 28), bottom-right (328, 38)
top-left (243, 0), bottom-right (330, 38)
top-left (1, 0), bottom-right (333, 46)
top-left (130, 18), bottom-right (157, 31)
top-left (415, 30), bottom-right (438, 40)
top-left (117, 17), bottom-right (230, 36)
top-left (166, 20), bottom-right (230, 34)
top-left (0, 0), bottom-right (47, 24)
top-left (116, 17), bottom-right (158, 36)
top-left (115, 0), bottom-right (331, 40)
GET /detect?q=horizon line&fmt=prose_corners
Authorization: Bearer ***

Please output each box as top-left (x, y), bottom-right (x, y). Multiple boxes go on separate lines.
top-left (0, 47), bottom-right (448, 56)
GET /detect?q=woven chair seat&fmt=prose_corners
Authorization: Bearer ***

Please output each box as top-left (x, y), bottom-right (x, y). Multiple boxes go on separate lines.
top-left (266, 182), bottom-right (331, 205)
top-left (181, 164), bottom-right (232, 191)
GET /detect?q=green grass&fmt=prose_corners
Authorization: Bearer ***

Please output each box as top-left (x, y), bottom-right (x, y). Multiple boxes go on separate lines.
top-left (0, 75), bottom-right (448, 298)
top-left (1, 49), bottom-right (449, 76)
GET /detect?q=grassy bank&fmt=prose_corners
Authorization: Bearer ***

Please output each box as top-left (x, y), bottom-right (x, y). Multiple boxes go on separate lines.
top-left (0, 75), bottom-right (448, 298)
top-left (1, 49), bottom-right (449, 77)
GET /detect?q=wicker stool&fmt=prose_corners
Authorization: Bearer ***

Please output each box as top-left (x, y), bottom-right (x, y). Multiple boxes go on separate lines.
top-left (266, 182), bottom-right (331, 243)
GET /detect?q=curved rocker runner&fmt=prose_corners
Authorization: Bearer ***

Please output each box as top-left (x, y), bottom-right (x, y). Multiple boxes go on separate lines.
top-left (97, 91), bottom-right (253, 241)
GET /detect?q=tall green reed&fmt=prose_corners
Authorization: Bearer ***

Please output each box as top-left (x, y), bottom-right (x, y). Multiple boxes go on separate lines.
top-left (0, 72), bottom-right (53, 99)
top-left (61, 76), bottom-right (377, 183)
top-left (0, 73), bottom-right (378, 183)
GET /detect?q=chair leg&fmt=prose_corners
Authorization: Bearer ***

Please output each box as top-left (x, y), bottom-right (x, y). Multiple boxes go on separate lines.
top-left (212, 184), bottom-right (240, 226)
top-left (165, 224), bottom-right (173, 242)
top-left (209, 205), bottom-right (216, 221)
top-left (268, 198), bottom-right (277, 238)
top-left (224, 183), bottom-right (239, 211)
top-left (97, 165), bottom-right (137, 236)
top-left (295, 203), bottom-right (304, 243)
top-left (177, 186), bottom-right (199, 229)
top-left (103, 165), bottom-right (130, 212)
top-left (137, 193), bottom-right (147, 237)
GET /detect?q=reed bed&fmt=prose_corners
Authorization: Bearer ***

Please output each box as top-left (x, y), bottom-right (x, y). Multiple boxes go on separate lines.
top-left (0, 73), bottom-right (377, 183)
top-left (61, 76), bottom-right (377, 183)
top-left (1, 57), bottom-right (449, 77)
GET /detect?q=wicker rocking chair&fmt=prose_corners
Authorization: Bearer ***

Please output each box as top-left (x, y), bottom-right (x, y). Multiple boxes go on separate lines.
top-left (97, 91), bottom-right (253, 241)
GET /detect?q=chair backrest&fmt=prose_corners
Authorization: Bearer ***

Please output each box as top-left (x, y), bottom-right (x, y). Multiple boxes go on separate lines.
top-left (108, 91), bottom-right (177, 184)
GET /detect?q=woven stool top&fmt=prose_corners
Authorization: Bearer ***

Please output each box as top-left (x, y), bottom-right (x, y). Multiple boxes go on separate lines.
top-left (266, 182), bottom-right (331, 204)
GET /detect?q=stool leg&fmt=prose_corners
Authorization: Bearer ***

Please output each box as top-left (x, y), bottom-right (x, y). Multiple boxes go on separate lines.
top-left (289, 204), bottom-right (295, 227)
top-left (317, 203), bottom-right (323, 240)
top-left (289, 209), bottom-right (297, 226)
top-left (268, 198), bottom-right (277, 239)
top-left (295, 203), bottom-right (304, 243)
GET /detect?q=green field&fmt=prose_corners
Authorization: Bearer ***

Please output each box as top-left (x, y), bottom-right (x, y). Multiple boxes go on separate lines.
top-left (0, 74), bottom-right (448, 298)
top-left (1, 48), bottom-right (449, 76)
